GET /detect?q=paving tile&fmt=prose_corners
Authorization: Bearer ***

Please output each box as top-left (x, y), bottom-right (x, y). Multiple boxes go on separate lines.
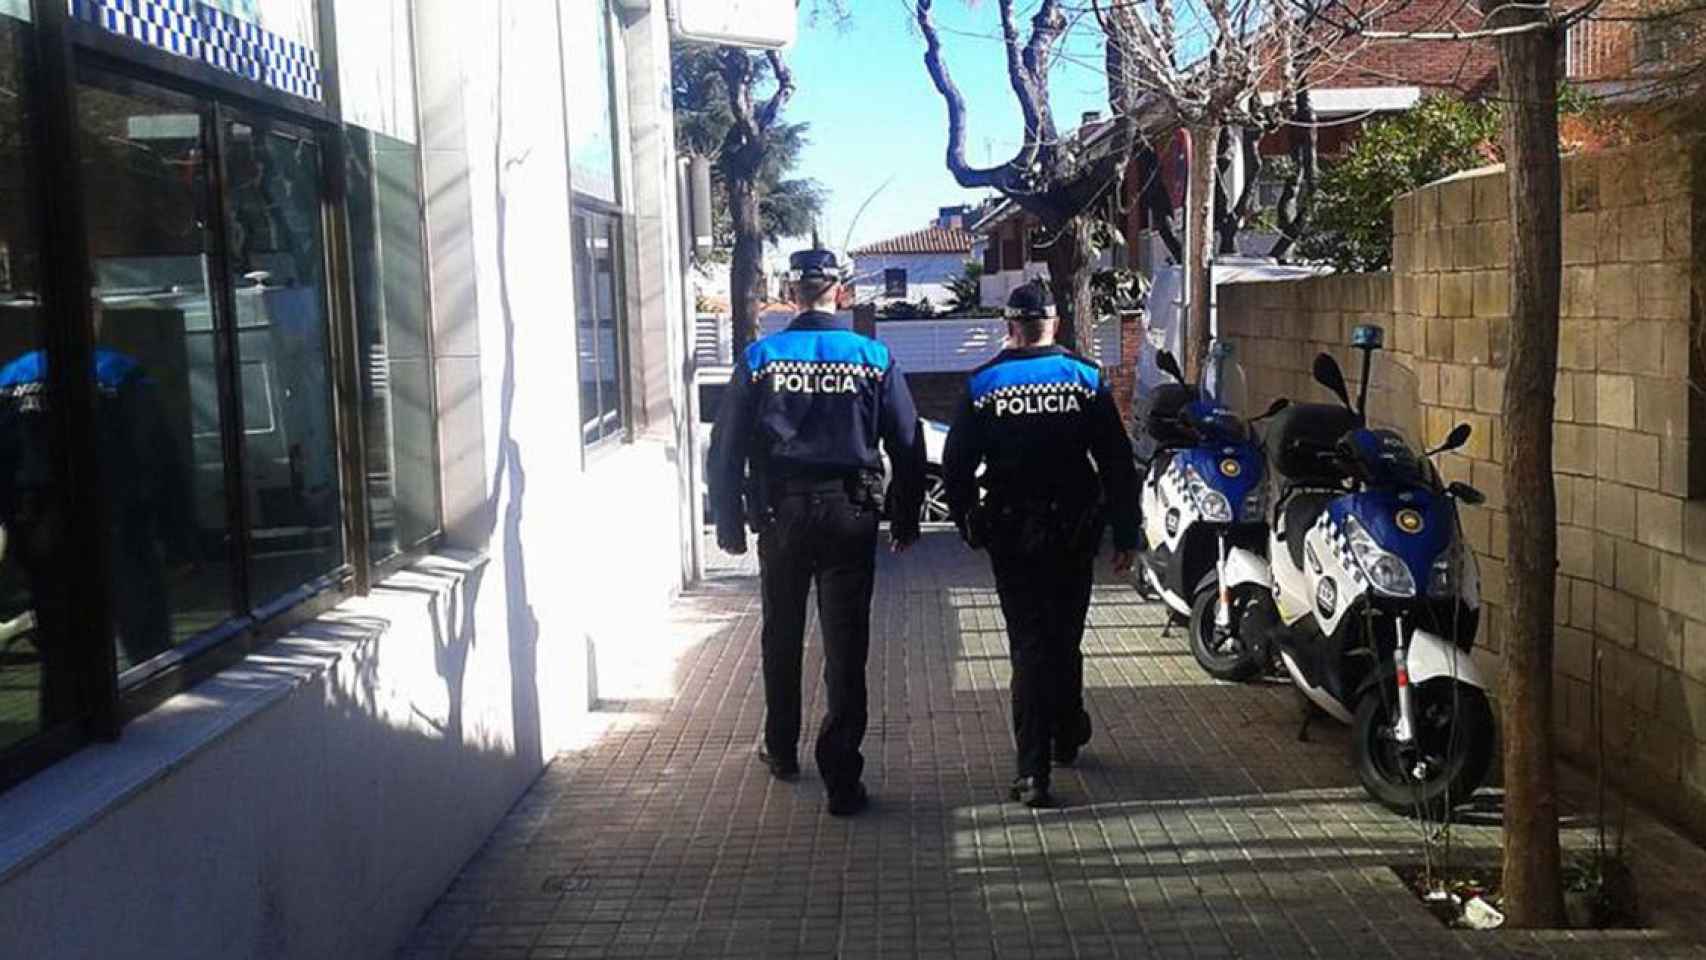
top-left (401, 533), bottom-right (1706, 960)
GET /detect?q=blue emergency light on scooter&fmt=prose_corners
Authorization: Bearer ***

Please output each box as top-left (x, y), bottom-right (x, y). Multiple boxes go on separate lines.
top-left (1217, 324), bottom-right (1496, 819)
top-left (1134, 342), bottom-right (1289, 682)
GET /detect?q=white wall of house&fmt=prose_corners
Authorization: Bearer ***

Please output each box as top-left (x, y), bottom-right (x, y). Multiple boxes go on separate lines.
top-left (850, 251), bottom-right (969, 308)
top-left (0, 3), bottom-right (695, 958)
top-left (979, 262), bottom-right (1051, 308)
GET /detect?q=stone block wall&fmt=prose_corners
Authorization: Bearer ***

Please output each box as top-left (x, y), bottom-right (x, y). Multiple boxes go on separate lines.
top-left (1218, 137), bottom-right (1706, 837)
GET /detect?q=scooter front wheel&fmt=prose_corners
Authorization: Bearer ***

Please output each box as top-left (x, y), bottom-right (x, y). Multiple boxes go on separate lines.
top-left (1188, 582), bottom-right (1266, 683)
top-left (1353, 678), bottom-right (1495, 820)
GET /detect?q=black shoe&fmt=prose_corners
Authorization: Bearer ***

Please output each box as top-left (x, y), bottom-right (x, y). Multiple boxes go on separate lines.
top-left (827, 783), bottom-right (870, 817)
top-left (1008, 776), bottom-right (1054, 808)
top-left (1053, 712), bottom-right (1092, 767)
top-left (757, 745), bottom-right (800, 781)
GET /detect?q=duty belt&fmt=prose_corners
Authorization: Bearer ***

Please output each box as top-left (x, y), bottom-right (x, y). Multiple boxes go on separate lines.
top-left (774, 476), bottom-right (853, 496)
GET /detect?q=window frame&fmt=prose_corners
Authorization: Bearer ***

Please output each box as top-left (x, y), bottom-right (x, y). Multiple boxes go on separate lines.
top-left (883, 267), bottom-right (908, 299)
top-left (0, 0), bottom-right (444, 790)
top-left (571, 197), bottom-right (635, 455)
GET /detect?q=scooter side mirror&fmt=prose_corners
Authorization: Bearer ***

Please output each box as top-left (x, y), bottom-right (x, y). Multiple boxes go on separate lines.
top-left (1256, 397), bottom-right (1291, 421)
top-left (1312, 353), bottom-right (1352, 409)
top-left (1429, 422), bottom-right (1473, 457)
top-left (1156, 350), bottom-right (1185, 383)
top-left (1447, 480), bottom-right (1486, 506)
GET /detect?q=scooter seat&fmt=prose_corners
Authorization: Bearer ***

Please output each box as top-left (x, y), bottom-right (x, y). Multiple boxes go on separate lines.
top-left (1282, 492), bottom-right (1336, 571)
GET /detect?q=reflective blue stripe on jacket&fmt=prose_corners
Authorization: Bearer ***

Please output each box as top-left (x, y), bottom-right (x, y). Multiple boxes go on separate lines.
top-left (706, 311), bottom-right (926, 541)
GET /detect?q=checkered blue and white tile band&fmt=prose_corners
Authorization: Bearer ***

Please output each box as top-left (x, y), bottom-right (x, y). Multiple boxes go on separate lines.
top-left (70, 0), bottom-right (321, 102)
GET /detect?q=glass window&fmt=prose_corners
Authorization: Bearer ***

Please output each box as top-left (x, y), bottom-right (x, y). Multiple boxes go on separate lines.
top-left (220, 116), bottom-right (344, 600)
top-left (76, 75), bottom-right (239, 668)
top-left (348, 126), bottom-right (440, 560)
top-left (573, 209), bottom-right (625, 448)
top-left (335, 0), bottom-right (416, 142)
top-left (340, 0), bottom-right (439, 560)
top-left (562, 0), bottom-right (620, 203)
top-left (884, 268), bottom-right (907, 298)
top-left (0, 7), bottom-right (74, 754)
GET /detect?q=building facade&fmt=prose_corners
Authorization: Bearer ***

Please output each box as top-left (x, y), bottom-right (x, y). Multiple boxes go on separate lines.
top-left (0, 1), bottom-right (698, 955)
top-left (850, 209), bottom-right (975, 311)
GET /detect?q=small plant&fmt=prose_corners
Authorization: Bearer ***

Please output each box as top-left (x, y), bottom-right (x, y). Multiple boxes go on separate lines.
top-left (1561, 850), bottom-right (1640, 929)
top-left (945, 261), bottom-right (983, 314)
top-left (1091, 268), bottom-right (1148, 319)
top-left (879, 297), bottom-right (938, 320)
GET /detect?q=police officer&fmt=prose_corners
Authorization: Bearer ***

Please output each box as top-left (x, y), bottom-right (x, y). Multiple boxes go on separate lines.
top-left (942, 282), bottom-right (1139, 808)
top-left (707, 248), bottom-right (926, 817)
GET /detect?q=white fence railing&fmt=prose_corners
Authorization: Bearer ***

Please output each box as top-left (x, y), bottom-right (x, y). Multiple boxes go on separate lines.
top-left (876, 315), bottom-right (1124, 372)
top-left (692, 312), bottom-right (1127, 373)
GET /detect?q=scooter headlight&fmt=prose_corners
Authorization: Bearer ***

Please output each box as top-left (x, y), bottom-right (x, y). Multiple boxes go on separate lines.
top-left (1342, 515), bottom-right (1417, 598)
top-left (1182, 465), bottom-right (1233, 523)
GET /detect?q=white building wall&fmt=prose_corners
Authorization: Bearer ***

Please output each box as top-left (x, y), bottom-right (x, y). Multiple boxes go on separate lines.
top-left (850, 251), bottom-right (970, 308)
top-left (0, 2), bottom-right (694, 958)
top-left (979, 262), bottom-right (1051, 308)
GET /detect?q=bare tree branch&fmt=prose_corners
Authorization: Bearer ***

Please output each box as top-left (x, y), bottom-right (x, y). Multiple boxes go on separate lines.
top-left (915, 0), bottom-right (1017, 191)
top-left (757, 50), bottom-right (795, 129)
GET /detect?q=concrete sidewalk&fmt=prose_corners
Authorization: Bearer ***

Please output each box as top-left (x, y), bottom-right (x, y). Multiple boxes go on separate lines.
top-left (401, 533), bottom-right (1706, 959)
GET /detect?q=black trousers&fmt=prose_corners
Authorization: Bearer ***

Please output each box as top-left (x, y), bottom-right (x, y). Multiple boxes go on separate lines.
top-left (989, 537), bottom-right (1096, 781)
top-left (756, 484), bottom-right (879, 795)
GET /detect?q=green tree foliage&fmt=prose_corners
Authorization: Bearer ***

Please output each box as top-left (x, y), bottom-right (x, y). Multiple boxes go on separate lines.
top-left (671, 44), bottom-right (826, 256)
top-left (1298, 96), bottom-right (1501, 272)
top-left (944, 261), bottom-right (983, 314)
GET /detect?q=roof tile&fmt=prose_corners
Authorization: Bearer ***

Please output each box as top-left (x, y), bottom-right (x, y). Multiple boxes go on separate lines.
top-left (851, 226), bottom-right (974, 256)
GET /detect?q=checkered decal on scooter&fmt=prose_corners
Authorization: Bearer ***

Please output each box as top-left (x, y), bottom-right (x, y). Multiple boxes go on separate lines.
top-left (1317, 515), bottom-right (1366, 586)
top-left (69, 0), bottom-right (322, 102)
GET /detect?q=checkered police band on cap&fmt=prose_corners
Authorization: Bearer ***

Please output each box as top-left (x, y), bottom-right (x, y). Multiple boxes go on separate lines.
top-left (1004, 283), bottom-right (1055, 321)
top-left (70, 0), bottom-right (323, 102)
top-left (788, 249), bottom-right (843, 282)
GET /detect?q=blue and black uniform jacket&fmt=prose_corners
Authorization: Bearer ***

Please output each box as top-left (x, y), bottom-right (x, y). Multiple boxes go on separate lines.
top-left (942, 345), bottom-right (1139, 551)
top-left (0, 348), bottom-right (189, 537)
top-left (706, 311), bottom-right (926, 546)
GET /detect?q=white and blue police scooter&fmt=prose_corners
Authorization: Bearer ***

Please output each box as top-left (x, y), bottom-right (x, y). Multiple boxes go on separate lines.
top-left (1222, 325), bottom-right (1495, 818)
top-left (1136, 342), bottom-right (1288, 682)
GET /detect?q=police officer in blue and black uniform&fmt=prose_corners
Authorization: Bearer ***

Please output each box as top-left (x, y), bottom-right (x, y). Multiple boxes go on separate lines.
top-left (0, 315), bottom-right (192, 725)
top-left (707, 248), bottom-right (926, 817)
top-left (943, 282), bottom-right (1139, 808)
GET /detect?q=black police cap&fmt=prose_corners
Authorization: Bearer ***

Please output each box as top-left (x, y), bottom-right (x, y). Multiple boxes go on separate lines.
top-left (1005, 282), bottom-right (1055, 320)
top-left (789, 248), bottom-right (841, 281)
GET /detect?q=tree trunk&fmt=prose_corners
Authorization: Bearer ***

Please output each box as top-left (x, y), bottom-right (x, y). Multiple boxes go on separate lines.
top-left (1043, 215), bottom-right (1095, 351)
top-left (1184, 122), bottom-right (1219, 379)
top-left (1494, 12), bottom-right (1565, 931)
top-left (727, 172), bottom-right (763, 355)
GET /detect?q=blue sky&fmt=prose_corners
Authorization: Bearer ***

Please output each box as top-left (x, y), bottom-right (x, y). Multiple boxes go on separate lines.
top-left (780, 3), bottom-right (1109, 254)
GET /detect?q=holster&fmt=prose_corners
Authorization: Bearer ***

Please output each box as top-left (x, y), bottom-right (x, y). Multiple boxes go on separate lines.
top-left (847, 469), bottom-right (885, 513)
top-left (743, 471), bottom-right (775, 533)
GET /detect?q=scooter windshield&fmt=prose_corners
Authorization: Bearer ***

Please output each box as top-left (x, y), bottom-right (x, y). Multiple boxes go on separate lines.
top-left (1201, 341), bottom-right (1248, 419)
top-left (1362, 352), bottom-right (1422, 450)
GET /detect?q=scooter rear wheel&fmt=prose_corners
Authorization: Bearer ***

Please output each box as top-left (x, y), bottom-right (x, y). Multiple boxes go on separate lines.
top-left (1188, 583), bottom-right (1266, 683)
top-left (1353, 678), bottom-right (1495, 821)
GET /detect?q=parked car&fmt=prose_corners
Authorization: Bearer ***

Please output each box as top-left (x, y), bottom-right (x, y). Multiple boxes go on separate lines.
top-left (693, 364), bottom-right (953, 526)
